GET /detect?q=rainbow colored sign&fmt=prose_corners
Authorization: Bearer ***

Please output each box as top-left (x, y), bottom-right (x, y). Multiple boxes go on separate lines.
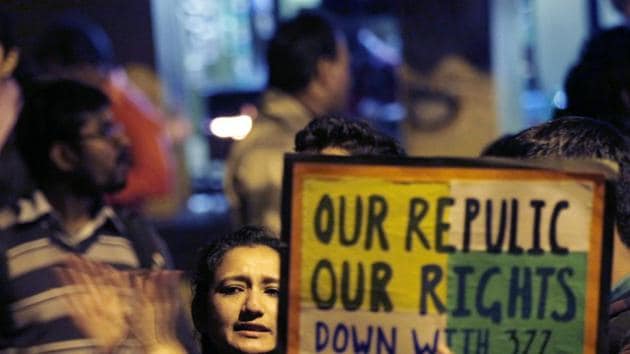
top-left (280, 156), bottom-right (613, 354)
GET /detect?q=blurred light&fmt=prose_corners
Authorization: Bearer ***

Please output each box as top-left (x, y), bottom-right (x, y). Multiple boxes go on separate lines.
top-left (187, 193), bottom-right (229, 214)
top-left (254, 14), bottom-right (275, 39)
top-left (253, 0), bottom-right (273, 12)
top-left (209, 115), bottom-right (253, 140)
top-left (358, 98), bottom-right (405, 122)
top-left (552, 90), bottom-right (567, 110)
top-left (181, 0), bottom-right (214, 15)
top-left (357, 28), bottom-right (401, 66)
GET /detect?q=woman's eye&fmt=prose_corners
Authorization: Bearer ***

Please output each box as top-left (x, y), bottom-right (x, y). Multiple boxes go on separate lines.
top-left (265, 287), bottom-right (280, 297)
top-left (218, 285), bottom-right (244, 295)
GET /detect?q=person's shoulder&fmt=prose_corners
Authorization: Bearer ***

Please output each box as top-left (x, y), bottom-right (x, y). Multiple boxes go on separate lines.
top-left (610, 294), bottom-right (630, 354)
top-left (0, 191), bottom-right (50, 230)
top-left (250, 113), bottom-right (296, 140)
top-left (110, 207), bottom-right (157, 241)
top-left (111, 205), bottom-right (172, 269)
top-left (0, 195), bottom-right (52, 256)
top-left (228, 119), bottom-right (294, 167)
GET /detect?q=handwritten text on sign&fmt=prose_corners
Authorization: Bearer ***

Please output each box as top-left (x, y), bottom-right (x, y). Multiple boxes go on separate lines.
top-left (286, 165), bottom-right (605, 354)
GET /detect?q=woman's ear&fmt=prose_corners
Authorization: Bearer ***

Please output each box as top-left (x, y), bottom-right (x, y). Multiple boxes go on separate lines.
top-left (49, 142), bottom-right (79, 172)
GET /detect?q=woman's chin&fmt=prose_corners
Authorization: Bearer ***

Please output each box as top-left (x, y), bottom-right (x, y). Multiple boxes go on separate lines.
top-left (230, 338), bottom-right (275, 354)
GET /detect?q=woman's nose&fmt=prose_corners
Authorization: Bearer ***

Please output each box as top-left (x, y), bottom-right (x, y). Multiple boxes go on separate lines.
top-left (243, 291), bottom-right (264, 314)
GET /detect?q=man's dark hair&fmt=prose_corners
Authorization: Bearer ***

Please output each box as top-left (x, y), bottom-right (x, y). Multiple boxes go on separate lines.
top-left (480, 133), bottom-right (528, 158)
top-left (34, 15), bottom-right (115, 71)
top-left (483, 117), bottom-right (630, 160)
top-left (191, 226), bottom-right (285, 354)
top-left (558, 26), bottom-right (630, 132)
top-left (482, 116), bottom-right (630, 247)
top-left (295, 116), bottom-right (406, 157)
top-left (267, 10), bottom-right (340, 94)
top-left (15, 79), bottom-right (110, 184)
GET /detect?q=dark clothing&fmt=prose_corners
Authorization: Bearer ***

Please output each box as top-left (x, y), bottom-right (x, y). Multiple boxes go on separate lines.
top-left (610, 297), bottom-right (630, 353)
top-left (609, 278), bottom-right (630, 353)
top-left (0, 137), bottom-right (34, 207)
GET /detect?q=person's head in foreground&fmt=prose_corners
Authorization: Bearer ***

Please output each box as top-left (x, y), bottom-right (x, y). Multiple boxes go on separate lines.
top-left (192, 226), bottom-right (285, 354)
top-left (294, 116), bottom-right (406, 156)
top-left (481, 116), bottom-right (630, 284)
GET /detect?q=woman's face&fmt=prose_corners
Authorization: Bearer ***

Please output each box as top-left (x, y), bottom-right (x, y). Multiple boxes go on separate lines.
top-left (208, 245), bottom-right (280, 354)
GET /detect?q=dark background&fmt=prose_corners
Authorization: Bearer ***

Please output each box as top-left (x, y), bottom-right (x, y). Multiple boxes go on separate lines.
top-left (1, 0), bottom-right (155, 68)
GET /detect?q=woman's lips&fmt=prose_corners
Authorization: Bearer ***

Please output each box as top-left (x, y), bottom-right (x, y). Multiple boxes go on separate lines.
top-left (234, 323), bottom-right (271, 333)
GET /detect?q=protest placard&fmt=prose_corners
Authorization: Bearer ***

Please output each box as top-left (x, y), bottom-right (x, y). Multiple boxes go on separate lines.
top-left (279, 156), bottom-right (614, 354)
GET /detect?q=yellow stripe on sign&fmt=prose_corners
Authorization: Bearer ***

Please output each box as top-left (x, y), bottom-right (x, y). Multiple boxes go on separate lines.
top-left (300, 177), bottom-right (451, 314)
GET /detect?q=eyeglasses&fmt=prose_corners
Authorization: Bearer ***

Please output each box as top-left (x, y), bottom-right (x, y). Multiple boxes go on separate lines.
top-left (79, 120), bottom-right (125, 141)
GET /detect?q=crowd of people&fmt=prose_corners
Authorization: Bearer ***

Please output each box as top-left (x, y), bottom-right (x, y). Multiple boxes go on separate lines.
top-left (2, 3), bottom-right (630, 354)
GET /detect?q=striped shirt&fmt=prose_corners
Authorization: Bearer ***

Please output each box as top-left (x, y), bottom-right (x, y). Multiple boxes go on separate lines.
top-left (0, 192), bottom-right (145, 353)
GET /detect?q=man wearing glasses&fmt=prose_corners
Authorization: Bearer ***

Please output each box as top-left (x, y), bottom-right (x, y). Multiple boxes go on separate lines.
top-left (0, 79), bottom-right (190, 352)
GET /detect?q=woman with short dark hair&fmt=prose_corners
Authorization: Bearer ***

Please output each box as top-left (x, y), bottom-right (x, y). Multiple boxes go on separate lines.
top-left (191, 226), bottom-right (284, 354)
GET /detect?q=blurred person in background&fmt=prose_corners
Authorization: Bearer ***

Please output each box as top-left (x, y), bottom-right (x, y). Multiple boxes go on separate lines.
top-left (224, 10), bottom-right (351, 235)
top-left (123, 63), bottom-right (192, 217)
top-left (32, 15), bottom-right (177, 212)
top-left (397, 1), bottom-right (496, 157)
top-left (557, 26), bottom-right (630, 136)
top-left (0, 79), bottom-right (194, 352)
